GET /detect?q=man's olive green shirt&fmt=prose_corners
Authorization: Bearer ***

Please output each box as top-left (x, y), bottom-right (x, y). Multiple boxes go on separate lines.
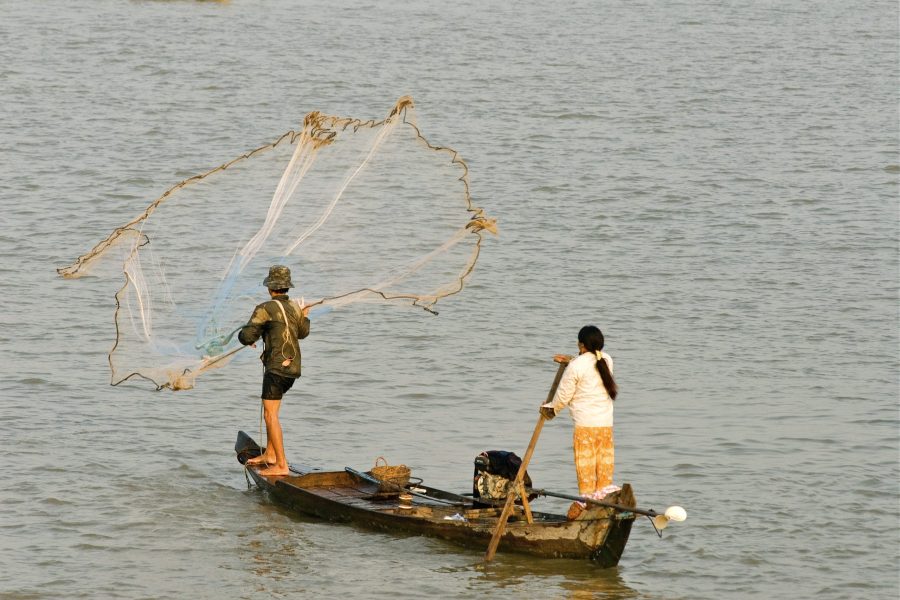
top-left (238, 295), bottom-right (310, 378)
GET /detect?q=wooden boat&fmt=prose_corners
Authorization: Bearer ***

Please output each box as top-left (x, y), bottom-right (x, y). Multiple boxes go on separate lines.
top-left (235, 431), bottom-right (637, 565)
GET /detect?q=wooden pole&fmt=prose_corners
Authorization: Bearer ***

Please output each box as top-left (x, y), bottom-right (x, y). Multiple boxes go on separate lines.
top-left (529, 488), bottom-right (661, 517)
top-left (484, 361), bottom-right (567, 562)
top-left (517, 481), bottom-right (533, 524)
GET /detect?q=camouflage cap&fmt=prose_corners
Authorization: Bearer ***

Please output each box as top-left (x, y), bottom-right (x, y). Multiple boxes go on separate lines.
top-left (263, 264), bottom-right (293, 289)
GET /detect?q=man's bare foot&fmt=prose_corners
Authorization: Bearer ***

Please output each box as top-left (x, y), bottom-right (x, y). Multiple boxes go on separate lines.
top-left (258, 465), bottom-right (290, 477)
top-left (247, 454), bottom-right (275, 466)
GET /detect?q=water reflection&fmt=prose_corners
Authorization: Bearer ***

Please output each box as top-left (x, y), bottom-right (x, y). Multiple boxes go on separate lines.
top-left (471, 556), bottom-right (642, 599)
top-left (558, 572), bottom-right (643, 600)
top-left (237, 494), bottom-right (320, 590)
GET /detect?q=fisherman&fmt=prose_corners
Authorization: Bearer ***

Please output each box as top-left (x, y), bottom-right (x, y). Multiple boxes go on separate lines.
top-left (541, 325), bottom-right (618, 496)
top-left (239, 265), bottom-right (310, 477)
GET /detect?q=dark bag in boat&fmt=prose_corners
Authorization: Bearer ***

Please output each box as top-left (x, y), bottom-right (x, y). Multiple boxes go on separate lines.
top-left (472, 450), bottom-right (537, 504)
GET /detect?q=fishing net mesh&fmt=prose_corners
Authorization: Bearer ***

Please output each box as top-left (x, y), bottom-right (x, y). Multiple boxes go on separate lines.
top-left (59, 97), bottom-right (495, 390)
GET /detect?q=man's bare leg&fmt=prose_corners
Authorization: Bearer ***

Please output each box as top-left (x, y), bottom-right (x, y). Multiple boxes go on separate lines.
top-left (257, 399), bottom-right (289, 476)
top-left (246, 398), bottom-right (277, 466)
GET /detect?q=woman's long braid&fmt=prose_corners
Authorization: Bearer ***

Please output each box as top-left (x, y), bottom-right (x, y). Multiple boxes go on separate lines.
top-left (578, 325), bottom-right (618, 400)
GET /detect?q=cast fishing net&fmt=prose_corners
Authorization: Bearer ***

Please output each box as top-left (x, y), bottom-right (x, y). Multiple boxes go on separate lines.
top-left (59, 97), bottom-right (495, 390)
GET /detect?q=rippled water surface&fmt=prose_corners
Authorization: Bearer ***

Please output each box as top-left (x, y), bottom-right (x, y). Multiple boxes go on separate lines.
top-left (1, 1), bottom-right (897, 598)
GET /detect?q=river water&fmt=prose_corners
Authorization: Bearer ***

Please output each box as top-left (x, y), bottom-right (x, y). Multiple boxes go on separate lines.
top-left (1, 1), bottom-right (897, 598)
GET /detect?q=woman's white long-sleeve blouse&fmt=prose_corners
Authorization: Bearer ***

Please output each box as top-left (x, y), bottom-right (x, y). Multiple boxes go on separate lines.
top-left (549, 351), bottom-right (614, 427)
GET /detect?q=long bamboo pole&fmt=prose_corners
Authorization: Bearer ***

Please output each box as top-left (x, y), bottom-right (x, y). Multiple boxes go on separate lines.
top-left (529, 488), bottom-right (660, 517)
top-left (484, 360), bottom-right (567, 562)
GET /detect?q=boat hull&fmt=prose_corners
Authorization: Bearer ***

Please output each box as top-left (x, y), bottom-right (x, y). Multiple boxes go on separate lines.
top-left (235, 431), bottom-right (634, 565)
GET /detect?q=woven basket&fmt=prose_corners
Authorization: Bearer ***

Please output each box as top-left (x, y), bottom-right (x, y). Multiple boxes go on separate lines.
top-left (368, 456), bottom-right (411, 493)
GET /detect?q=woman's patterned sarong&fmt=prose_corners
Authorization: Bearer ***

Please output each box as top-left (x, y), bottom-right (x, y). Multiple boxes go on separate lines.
top-left (573, 426), bottom-right (614, 495)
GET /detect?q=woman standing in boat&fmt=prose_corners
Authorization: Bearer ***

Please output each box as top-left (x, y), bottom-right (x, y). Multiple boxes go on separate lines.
top-left (541, 325), bottom-right (618, 495)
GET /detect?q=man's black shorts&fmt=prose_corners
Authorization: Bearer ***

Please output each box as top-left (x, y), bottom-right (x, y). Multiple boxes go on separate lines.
top-left (262, 371), bottom-right (295, 400)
